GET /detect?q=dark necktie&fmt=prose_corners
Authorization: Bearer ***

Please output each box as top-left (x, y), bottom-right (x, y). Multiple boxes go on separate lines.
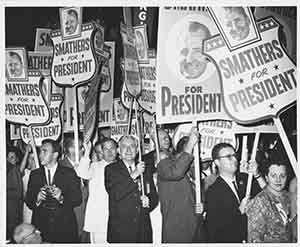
top-left (232, 181), bottom-right (240, 200)
top-left (47, 169), bottom-right (51, 186)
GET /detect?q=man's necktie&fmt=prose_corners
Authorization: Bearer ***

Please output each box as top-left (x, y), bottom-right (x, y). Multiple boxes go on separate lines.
top-left (232, 181), bottom-right (240, 201)
top-left (47, 169), bottom-right (51, 186)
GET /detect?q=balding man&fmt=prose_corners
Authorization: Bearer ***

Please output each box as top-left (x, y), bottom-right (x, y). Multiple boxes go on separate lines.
top-left (13, 223), bottom-right (42, 244)
top-left (105, 135), bottom-right (158, 243)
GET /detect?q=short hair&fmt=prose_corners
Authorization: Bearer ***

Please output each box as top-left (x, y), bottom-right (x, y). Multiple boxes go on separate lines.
top-left (118, 135), bottom-right (138, 147)
top-left (67, 9), bottom-right (78, 20)
top-left (41, 139), bottom-right (61, 158)
top-left (223, 7), bottom-right (248, 18)
top-left (8, 51), bottom-right (22, 64)
top-left (176, 136), bottom-right (189, 153)
top-left (64, 132), bottom-right (83, 153)
top-left (13, 223), bottom-right (34, 244)
top-left (188, 21), bottom-right (211, 37)
top-left (212, 142), bottom-right (235, 161)
top-left (262, 152), bottom-right (289, 176)
top-left (99, 137), bottom-right (118, 149)
top-left (6, 146), bottom-right (21, 161)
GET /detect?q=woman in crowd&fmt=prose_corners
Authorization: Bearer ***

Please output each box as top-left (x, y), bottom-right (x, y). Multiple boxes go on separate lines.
top-left (245, 155), bottom-right (292, 243)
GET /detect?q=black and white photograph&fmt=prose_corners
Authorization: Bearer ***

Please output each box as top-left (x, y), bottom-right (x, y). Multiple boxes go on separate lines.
top-left (3, 3), bottom-right (298, 246)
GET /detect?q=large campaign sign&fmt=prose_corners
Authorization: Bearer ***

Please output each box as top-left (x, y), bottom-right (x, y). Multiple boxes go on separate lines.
top-left (5, 70), bottom-right (50, 126)
top-left (20, 94), bottom-right (63, 145)
top-left (204, 15), bottom-right (296, 124)
top-left (98, 42), bottom-right (115, 127)
top-left (137, 50), bottom-right (156, 114)
top-left (173, 121), bottom-right (237, 161)
top-left (156, 7), bottom-right (231, 124)
top-left (120, 23), bottom-right (142, 97)
top-left (50, 20), bottom-right (97, 87)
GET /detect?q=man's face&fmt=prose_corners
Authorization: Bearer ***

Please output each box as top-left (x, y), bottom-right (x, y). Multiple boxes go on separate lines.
top-left (7, 55), bottom-right (23, 77)
top-left (266, 165), bottom-right (287, 193)
top-left (93, 144), bottom-right (103, 161)
top-left (102, 141), bottom-right (117, 163)
top-left (66, 139), bottom-right (84, 160)
top-left (225, 9), bottom-right (250, 41)
top-left (119, 137), bottom-right (137, 162)
top-left (215, 147), bottom-right (238, 175)
top-left (158, 130), bottom-right (170, 150)
top-left (65, 12), bottom-right (78, 35)
top-left (39, 143), bottom-right (57, 166)
top-left (7, 151), bottom-right (18, 165)
top-left (20, 225), bottom-right (42, 244)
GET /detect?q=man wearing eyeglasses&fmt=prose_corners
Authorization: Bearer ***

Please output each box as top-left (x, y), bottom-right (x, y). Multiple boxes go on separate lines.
top-left (205, 143), bottom-right (264, 243)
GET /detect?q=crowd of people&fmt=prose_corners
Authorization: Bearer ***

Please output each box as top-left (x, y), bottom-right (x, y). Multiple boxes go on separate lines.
top-left (6, 128), bottom-right (297, 244)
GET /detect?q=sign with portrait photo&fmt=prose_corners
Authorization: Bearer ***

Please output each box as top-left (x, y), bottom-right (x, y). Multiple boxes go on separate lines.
top-left (156, 7), bottom-right (231, 124)
top-left (60, 7), bottom-right (83, 40)
top-left (208, 7), bottom-right (261, 51)
top-left (133, 24), bottom-right (149, 63)
top-left (50, 21), bottom-right (97, 87)
top-left (204, 17), bottom-right (296, 124)
top-left (6, 47), bottom-right (28, 82)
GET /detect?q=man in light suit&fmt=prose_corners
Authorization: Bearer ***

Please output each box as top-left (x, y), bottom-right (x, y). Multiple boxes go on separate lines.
top-left (205, 143), bottom-right (262, 243)
top-left (25, 139), bottom-right (82, 243)
top-left (105, 135), bottom-right (158, 243)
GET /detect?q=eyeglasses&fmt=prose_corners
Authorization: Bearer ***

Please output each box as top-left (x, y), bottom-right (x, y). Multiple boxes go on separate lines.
top-left (216, 153), bottom-right (238, 160)
top-left (20, 228), bottom-right (41, 243)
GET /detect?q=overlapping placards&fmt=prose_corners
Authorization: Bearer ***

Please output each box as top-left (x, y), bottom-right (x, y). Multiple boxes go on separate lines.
top-left (20, 94), bottom-right (63, 146)
top-left (156, 7), bottom-right (231, 124)
top-left (34, 28), bottom-right (53, 52)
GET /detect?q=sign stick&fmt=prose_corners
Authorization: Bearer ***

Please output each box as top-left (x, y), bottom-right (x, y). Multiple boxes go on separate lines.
top-left (192, 120), bottom-right (202, 214)
top-left (245, 132), bottom-right (260, 197)
top-left (134, 99), bottom-right (145, 196)
top-left (273, 117), bottom-right (298, 177)
top-left (28, 125), bottom-right (40, 168)
top-left (73, 87), bottom-right (80, 165)
top-left (153, 115), bottom-right (160, 163)
top-left (127, 97), bottom-right (134, 135)
top-left (241, 135), bottom-right (248, 162)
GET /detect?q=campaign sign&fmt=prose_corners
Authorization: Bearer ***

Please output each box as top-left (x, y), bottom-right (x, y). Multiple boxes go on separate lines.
top-left (137, 51), bottom-right (156, 114)
top-left (98, 42), bottom-right (115, 127)
top-left (28, 51), bottom-right (53, 74)
top-left (10, 124), bottom-right (21, 140)
top-left (121, 81), bottom-right (134, 110)
top-left (120, 23), bottom-right (142, 97)
top-left (111, 120), bottom-right (138, 142)
top-left (133, 24), bottom-right (149, 63)
top-left (34, 28), bottom-right (53, 52)
top-left (113, 97), bottom-right (129, 124)
top-left (156, 7), bottom-right (231, 124)
top-left (204, 17), bottom-right (296, 124)
top-left (50, 22), bottom-right (97, 87)
top-left (5, 70), bottom-right (50, 126)
top-left (173, 121), bottom-right (236, 161)
top-left (21, 94), bottom-right (63, 146)
top-left (83, 73), bottom-right (101, 143)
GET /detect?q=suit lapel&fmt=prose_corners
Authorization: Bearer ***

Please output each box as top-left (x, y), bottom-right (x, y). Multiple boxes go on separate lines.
top-left (218, 176), bottom-right (240, 205)
top-left (52, 165), bottom-right (62, 186)
top-left (119, 160), bottom-right (132, 177)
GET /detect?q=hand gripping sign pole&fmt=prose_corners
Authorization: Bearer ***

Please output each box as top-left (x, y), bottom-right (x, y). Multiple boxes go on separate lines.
top-left (28, 126), bottom-right (40, 168)
top-left (273, 117), bottom-right (298, 177)
top-left (135, 99), bottom-right (145, 196)
top-left (245, 132), bottom-right (260, 197)
top-left (192, 120), bottom-right (202, 214)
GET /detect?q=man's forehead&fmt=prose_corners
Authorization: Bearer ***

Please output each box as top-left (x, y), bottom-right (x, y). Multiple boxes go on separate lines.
top-left (120, 137), bottom-right (136, 146)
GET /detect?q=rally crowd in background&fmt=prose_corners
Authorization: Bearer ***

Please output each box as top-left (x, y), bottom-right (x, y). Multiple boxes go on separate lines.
top-left (6, 127), bottom-right (297, 244)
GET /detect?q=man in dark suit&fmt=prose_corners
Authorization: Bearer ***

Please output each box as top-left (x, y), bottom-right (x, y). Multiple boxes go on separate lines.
top-left (105, 135), bottom-right (158, 243)
top-left (26, 139), bottom-right (82, 243)
top-left (205, 143), bottom-right (262, 243)
top-left (58, 134), bottom-right (89, 242)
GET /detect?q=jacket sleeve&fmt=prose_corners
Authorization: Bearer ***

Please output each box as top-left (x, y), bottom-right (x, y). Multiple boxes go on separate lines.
top-left (63, 168), bottom-right (82, 208)
top-left (144, 167), bottom-right (158, 212)
top-left (25, 172), bottom-right (40, 210)
top-left (105, 164), bottom-right (138, 202)
top-left (157, 152), bottom-right (194, 181)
